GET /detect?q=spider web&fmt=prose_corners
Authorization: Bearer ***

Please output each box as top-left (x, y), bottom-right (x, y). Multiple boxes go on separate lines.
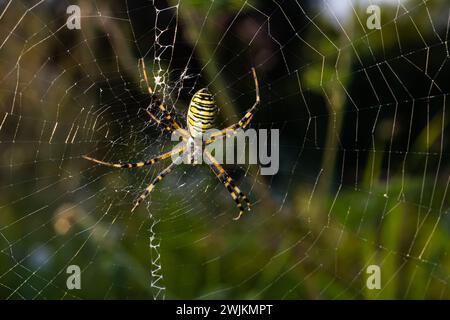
top-left (1, 0), bottom-right (450, 299)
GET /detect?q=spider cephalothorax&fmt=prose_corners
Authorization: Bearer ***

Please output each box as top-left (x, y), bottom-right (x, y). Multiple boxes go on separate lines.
top-left (83, 60), bottom-right (260, 220)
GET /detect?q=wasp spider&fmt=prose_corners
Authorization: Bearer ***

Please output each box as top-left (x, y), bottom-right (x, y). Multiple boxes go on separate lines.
top-left (83, 60), bottom-right (260, 220)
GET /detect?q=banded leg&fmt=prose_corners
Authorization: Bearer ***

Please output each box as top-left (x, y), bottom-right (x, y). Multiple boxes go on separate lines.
top-left (204, 151), bottom-right (251, 220)
top-left (206, 67), bottom-right (260, 144)
top-left (82, 145), bottom-right (185, 168)
top-left (145, 109), bottom-right (173, 133)
top-left (131, 158), bottom-right (181, 212)
top-left (139, 58), bottom-right (186, 134)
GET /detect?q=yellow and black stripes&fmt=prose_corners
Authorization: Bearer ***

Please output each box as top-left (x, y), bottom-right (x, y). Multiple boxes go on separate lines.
top-left (82, 145), bottom-right (185, 169)
top-left (204, 151), bottom-right (251, 220)
top-left (187, 88), bottom-right (218, 137)
top-left (156, 103), bottom-right (183, 130)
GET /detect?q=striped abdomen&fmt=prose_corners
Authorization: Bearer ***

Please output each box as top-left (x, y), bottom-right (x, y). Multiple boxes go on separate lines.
top-left (187, 88), bottom-right (218, 137)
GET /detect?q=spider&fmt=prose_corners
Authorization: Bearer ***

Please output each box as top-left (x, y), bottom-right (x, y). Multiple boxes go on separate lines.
top-left (83, 59), bottom-right (260, 220)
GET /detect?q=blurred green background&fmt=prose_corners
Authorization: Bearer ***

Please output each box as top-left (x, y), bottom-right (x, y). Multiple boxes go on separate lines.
top-left (1, 0), bottom-right (450, 299)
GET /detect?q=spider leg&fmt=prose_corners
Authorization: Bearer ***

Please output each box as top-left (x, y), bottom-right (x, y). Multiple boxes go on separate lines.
top-left (131, 157), bottom-right (182, 212)
top-left (139, 58), bottom-right (186, 135)
top-left (83, 145), bottom-right (185, 168)
top-left (205, 67), bottom-right (260, 145)
top-left (139, 57), bottom-right (155, 96)
top-left (145, 109), bottom-right (191, 142)
top-left (150, 102), bottom-right (184, 132)
top-left (204, 151), bottom-right (251, 220)
top-left (145, 109), bottom-right (173, 133)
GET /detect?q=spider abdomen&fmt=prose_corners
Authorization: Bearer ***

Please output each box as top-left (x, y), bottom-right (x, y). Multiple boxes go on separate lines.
top-left (187, 88), bottom-right (218, 137)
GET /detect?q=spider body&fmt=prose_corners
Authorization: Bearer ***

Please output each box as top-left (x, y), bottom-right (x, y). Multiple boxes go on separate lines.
top-left (83, 61), bottom-right (260, 220)
top-left (187, 88), bottom-right (218, 138)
